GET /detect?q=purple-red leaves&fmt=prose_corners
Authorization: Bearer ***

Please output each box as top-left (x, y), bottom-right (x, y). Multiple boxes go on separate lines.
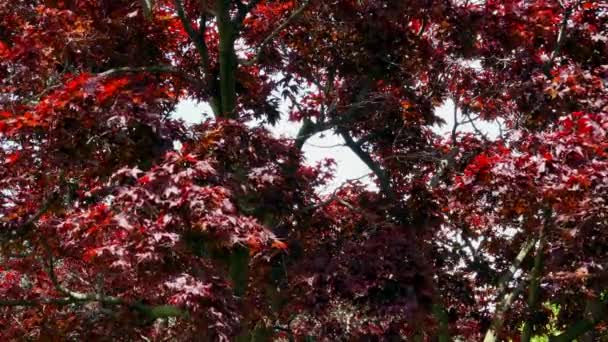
top-left (0, 0), bottom-right (607, 340)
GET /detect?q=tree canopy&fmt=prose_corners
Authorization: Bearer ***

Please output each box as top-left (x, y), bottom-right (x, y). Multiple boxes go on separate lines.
top-left (0, 0), bottom-right (607, 340)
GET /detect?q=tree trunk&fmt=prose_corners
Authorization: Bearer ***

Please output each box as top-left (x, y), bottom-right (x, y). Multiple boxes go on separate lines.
top-left (521, 223), bottom-right (546, 342)
top-left (216, 0), bottom-right (238, 118)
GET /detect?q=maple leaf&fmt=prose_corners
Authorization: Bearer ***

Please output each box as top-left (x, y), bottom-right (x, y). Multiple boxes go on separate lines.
top-left (0, 0), bottom-right (606, 340)
top-left (4, 152), bottom-right (20, 164)
top-left (271, 239), bottom-right (288, 250)
top-left (137, 174), bottom-right (153, 185)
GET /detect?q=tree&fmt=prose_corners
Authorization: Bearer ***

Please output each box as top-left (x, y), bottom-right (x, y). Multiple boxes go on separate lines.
top-left (0, 0), bottom-right (606, 340)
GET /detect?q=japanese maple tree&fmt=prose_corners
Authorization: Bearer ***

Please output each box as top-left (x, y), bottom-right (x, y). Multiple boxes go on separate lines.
top-left (0, 0), bottom-right (607, 340)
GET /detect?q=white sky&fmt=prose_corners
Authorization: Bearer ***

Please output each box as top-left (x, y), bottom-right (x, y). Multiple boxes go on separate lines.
top-left (173, 96), bottom-right (499, 191)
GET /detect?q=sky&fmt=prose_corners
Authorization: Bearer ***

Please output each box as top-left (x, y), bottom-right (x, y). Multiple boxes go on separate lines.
top-left (173, 96), bottom-right (500, 192)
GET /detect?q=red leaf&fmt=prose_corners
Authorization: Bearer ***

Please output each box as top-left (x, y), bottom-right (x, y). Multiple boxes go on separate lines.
top-left (97, 78), bottom-right (130, 102)
top-left (271, 240), bottom-right (288, 250)
top-left (247, 236), bottom-right (262, 251)
top-left (183, 153), bottom-right (198, 163)
top-left (83, 248), bottom-right (99, 262)
top-left (5, 152), bottom-right (20, 165)
top-left (138, 175), bottom-right (152, 185)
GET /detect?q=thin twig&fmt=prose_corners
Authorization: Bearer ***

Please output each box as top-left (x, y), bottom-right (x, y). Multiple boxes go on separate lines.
top-left (464, 110), bottom-right (489, 142)
top-left (303, 174), bottom-right (369, 212)
top-left (1, 192), bottom-right (58, 241)
top-left (174, 0), bottom-right (212, 70)
top-left (542, 1), bottom-right (579, 77)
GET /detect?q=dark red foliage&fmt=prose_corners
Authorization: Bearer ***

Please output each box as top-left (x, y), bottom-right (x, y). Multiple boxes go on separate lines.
top-left (0, 0), bottom-right (607, 340)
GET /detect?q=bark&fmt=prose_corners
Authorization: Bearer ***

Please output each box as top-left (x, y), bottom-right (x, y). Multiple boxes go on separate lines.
top-left (216, 0), bottom-right (238, 117)
top-left (483, 238), bottom-right (537, 342)
top-left (433, 302), bottom-right (450, 342)
top-left (521, 214), bottom-right (548, 342)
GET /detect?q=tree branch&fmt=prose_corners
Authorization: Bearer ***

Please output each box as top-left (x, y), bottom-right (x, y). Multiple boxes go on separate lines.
top-left (340, 129), bottom-right (393, 198)
top-left (549, 305), bottom-right (607, 342)
top-left (294, 117), bottom-right (319, 151)
top-left (174, 0), bottom-right (211, 67)
top-left (96, 65), bottom-right (198, 84)
top-left (451, 98), bottom-right (459, 143)
top-left (483, 278), bottom-right (527, 342)
top-left (429, 147), bottom-right (459, 188)
top-left (521, 210), bottom-right (549, 342)
top-left (430, 99), bottom-right (463, 188)
top-left (464, 110), bottom-right (489, 143)
top-left (17, 239), bottom-right (188, 320)
top-left (495, 237), bottom-right (537, 306)
top-left (433, 302), bottom-right (450, 342)
top-left (292, 67), bottom-right (337, 150)
top-left (0, 297), bottom-right (76, 306)
top-left (27, 66), bottom-right (206, 105)
top-left (174, 0), bottom-right (222, 116)
top-left (316, 78), bottom-right (393, 197)
top-left (302, 174), bottom-right (368, 212)
top-left (140, 0), bottom-right (155, 20)
top-left (233, 0), bottom-right (263, 31)
top-left (483, 237), bottom-right (537, 342)
top-left (542, 2), bottom-right (577, 78)
top-left (1, 192), bottom-right (58, 241)
top-left (0, 294), bottom-right (186, 320)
